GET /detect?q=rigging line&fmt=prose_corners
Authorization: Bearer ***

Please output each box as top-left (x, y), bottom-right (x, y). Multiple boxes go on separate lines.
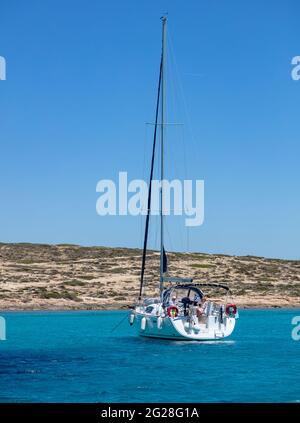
top-left (180, 125), bottom-right (191, 259)
top-left (157, 128), bottom-right (183, 258)
top-left (152, 113), bottom-right (160, 255)
top-left (163, 40), bottom-right (185, 186)
top-left (139, 121), bottom-right (148, 252)
top-left (168, 31), bottom-right (197, 264)
top-left (152, 116), bottom-right (160, 261)
top-left (168, 35), bottom-right (189, 182)
top-left (159, 139), bottom-right (186, 256)
top-left (165, 38), bottom-right (181, 179)
top-left (139, 54), bottom-right (163, 300)
top-left (146, 214), bottom-right (159, 284)
top-left (168, 30), bottom-right (201, 166)
top-left (153, 213), bottom-right (159, 254)
top-left (166, 36), bottom-right (188, 182)
top-left (167, 34), bottom-right (185, 137)
top-left (180, 125), bottom-right (190, 254)
top-left (110, 313), bottom-right (128, 333)
top-left (164, 216), bottom-right (174, 255)
top-left (167, 36), bottom-right (181, 136)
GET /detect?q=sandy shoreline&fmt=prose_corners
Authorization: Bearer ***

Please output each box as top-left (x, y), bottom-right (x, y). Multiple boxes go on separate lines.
top-left (1, 242), bottom-right (300, 311)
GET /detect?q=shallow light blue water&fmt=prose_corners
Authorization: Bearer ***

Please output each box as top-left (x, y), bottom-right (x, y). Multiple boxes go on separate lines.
top-left (0, 309), bottom-right (299, 402)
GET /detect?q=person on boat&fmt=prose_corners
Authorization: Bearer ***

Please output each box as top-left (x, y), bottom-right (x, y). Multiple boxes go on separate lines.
top-left (169, 294), bottom-right (178, 306)
top-left (201, 296), bottom-right (208, 313)
top-left (196, 296), bottom-right (208, 322)
top-left (202, 296), bottom-right (207, 304)
top-left (193, 292), bottom-right (201, 305)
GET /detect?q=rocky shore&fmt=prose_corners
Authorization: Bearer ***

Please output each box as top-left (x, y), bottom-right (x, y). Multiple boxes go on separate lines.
top-left (0, 242), bottom-right (299, 310)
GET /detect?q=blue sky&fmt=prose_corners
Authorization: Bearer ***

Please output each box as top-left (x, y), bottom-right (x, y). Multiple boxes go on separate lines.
top-left (0, 0), bottom-right (299, 259)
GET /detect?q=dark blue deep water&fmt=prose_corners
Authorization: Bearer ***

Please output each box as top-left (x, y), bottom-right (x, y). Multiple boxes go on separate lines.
top-left (0, 309), bottom-right (299, 402)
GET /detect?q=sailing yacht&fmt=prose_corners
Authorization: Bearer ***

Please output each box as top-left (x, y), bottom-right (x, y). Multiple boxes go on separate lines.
top-left (129, 17), bottom-right (238, 340)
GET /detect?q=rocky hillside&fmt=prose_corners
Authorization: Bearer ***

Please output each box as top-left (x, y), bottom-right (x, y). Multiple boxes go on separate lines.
top-left (0, 242), bottom-right (299, 310)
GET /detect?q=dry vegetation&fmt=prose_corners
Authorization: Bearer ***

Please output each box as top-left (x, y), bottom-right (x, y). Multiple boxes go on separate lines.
top-left (0, 242), bottom-right (299, 310)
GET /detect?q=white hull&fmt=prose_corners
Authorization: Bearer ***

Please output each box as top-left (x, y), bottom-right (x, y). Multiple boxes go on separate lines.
top-left (131, 306), bottom-right (236, 341)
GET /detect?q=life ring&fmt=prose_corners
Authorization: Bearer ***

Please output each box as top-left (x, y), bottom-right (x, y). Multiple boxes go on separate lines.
top-left (225, 304), bottom-right (237, 317)
top-left (167, 306), bottom-right (179, 318)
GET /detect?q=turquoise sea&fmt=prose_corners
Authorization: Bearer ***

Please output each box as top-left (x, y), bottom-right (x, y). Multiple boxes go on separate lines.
top-left (0, 309), bottom-right (299, 402)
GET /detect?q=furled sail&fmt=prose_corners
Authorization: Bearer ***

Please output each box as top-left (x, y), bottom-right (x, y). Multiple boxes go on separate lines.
top-left (163, 247), bottom-right (168, 273)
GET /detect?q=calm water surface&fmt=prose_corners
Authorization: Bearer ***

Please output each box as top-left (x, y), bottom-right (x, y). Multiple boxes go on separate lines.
top-left (0, 309), bottom-right (299, 402)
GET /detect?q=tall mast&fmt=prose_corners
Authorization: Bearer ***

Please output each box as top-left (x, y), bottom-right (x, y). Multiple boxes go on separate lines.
top-left (159, 16), bottom-right (167, 295)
